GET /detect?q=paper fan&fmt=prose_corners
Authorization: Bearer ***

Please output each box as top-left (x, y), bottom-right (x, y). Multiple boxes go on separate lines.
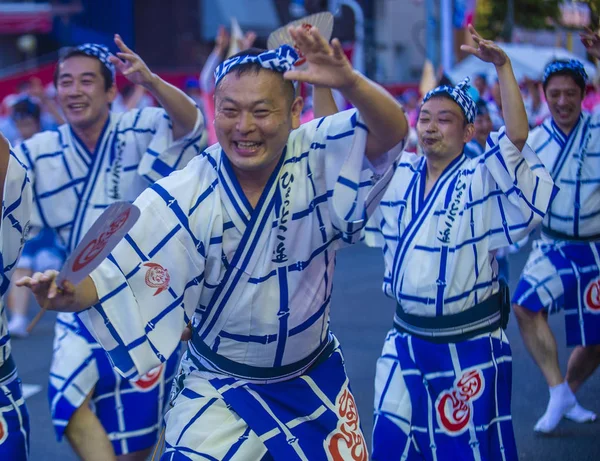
top-left (227, 17), bottom-right (244, 58)
top-left (267, 12), bottom-right (334, 70)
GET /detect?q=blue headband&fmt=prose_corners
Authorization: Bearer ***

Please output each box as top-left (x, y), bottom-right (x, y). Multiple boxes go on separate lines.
top-left (76, 43), bottom-right (116, 81)
top-left (543, 59), bottom-right (588, 86)
top-left (214, 45), bottom-right (299, 86)
top-left (422, 77), bottom-right (477, 124)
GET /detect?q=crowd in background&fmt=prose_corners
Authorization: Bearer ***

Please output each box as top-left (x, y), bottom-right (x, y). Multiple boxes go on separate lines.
top-left (1, 24), bottom-right (597, 337)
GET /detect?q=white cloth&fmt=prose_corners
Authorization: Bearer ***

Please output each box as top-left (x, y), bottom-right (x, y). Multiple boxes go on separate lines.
top-left (11, 106), bottom-right (206, 437)
top-left (80, 109), bottom-right (402, 383)
top-left (0, 152), bottom-right (32, 365)
top-left (366, 128), bottom-right (556, 316)
top-left (527, 112), bottom-right (600, 238)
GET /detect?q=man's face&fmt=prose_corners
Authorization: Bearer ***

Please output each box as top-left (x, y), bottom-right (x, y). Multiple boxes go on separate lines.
top-left (56, 56), bottom-right (116, 131)
top-left (474, 113), bottom-right (492, 141)
top-left (417, 97), bottom-right (474, 159)
top-left (15, 116), bottom-right (40, 141)
top-left (544, 74), bottom-right (583, 133)
top-left (214, 70), bottom-right (302, 177)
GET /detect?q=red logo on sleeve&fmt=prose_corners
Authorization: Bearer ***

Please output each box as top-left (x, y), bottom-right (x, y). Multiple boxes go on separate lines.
top-left (143, 262), bottom-right (170, 296)
top-left (584, 278), bottom-right (600, 313)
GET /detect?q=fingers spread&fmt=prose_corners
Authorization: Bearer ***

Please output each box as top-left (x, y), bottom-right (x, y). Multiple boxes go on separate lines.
top-left (114, 34), bottom-right (134, 54)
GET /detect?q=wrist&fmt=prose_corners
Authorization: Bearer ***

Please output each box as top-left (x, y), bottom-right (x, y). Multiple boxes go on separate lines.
top-left (339, 69), bottom-right (362, 94)
top-left (494, 58), bottom-right (512, 71)
top-left (143, 73), bottom-right (161, 92)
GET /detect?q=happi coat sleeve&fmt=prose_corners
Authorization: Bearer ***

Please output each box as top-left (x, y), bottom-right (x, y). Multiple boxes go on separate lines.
top-left (469, 127), bottom-right (557, 251)
top-left (79, 154), bottom-right (215, 380)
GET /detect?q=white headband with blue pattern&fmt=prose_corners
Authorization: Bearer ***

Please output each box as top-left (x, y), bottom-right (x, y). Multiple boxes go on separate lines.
top-left (76, 43), bottom-right (116, 80)
top-left (422, 77), bottom-right (477, 124)
top-left (543, 59), bottom-right (588, 86)
top-left (214, 44), bottom-right (299, 86)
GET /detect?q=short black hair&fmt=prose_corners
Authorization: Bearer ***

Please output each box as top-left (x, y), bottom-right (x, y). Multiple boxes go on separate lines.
top-left (475, 98), bottom-right (489, 117)
top-left (12, 98), bottom-right (41, 122)
top-left (214, 48), bottom-right (296, 105)
top-left (421, 93), bottom-right (469, 127)
top-left (543, 60), bottom-right (586, 96)
top-left (53, 48), bottom-right (114, 91)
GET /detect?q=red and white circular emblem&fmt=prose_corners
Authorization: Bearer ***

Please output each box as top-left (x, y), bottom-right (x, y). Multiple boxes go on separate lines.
top-left (143, 262), bottom-right (170, 296)
top-left (584, 277), bottom-right (600, 313)
top-left (0, 412), bottom-right (8, 445)
top-left (131, 364), bottom-right (164, 392)
top-left (436, 369), bottom-right (485, 436)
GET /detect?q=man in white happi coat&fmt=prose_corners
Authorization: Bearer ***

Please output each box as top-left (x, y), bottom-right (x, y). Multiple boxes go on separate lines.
top-left (512, 33), bottom-right (600, 433)
top-left (18, 26), bottom-right (407, 460)
top-left (365, 26), bottom-right (556, 460)
top-left (0, 133), bottom-right (33, 460)
top-left (13, 38), bottom-right (206, 460)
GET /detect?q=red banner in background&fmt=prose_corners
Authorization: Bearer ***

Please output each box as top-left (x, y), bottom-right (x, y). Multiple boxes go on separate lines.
top-left (0, 54), bottom-right (416, 112)
top-left (0, 11), bottom-right (53, 35)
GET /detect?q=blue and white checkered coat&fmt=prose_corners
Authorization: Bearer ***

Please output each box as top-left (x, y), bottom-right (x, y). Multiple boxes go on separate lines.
top-left (11, 106), bottom-right (206, 442)
top-left (528, 112), bottom-right (600, 238)
top-left (366, 128), bottom-right (557, 316)
top-left (0, 151), bottom-right (32, 366)
top-left (79, 109), bottom-right (402, 383)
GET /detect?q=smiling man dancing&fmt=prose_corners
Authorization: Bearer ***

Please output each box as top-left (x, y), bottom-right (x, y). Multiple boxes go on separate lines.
top-left (18, 26), bottom-right (407, 460)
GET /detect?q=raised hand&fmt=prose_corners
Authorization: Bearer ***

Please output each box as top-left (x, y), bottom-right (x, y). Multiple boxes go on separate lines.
top-left (108, 34), bottom-right (156, 88)
top-left (214, 25), bottom-right (230, 56)
top-left (239, 30), bottom-right (257, 50)
top-left (15, 270), bottom-right (79, 312)
top-left (460, 24), bottom-right (508, 67)
top-left (283, 25), bottom-right (358, 91)
top-left (581, 27), bottom-right (600, 59)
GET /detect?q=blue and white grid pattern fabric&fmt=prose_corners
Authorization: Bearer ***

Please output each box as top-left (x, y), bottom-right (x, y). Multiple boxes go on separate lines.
top-left (0, 151), bottom-right (32, 366)
top-left (163, 338), bottom-right (368, 460)
top-left (365, 128), bottom-right (556, 317)
top-left (513, 238), bottom-right (600, 346)
top-left (526, 112), bottom-right (600, 238)
top-left (0, 364), bottom-right (30, 461)
top-left (79, 108), bottom-right (403, 384)
top-left (543, 59), bottom-right (588, 86)
top-left (372, 328), bottom-right (517, 461)
top-left (423, 77), bottom-right (477, 124)
top-left (214, 44), bottom-right (299, 85)
top-left (0, 152), bottom-right (31, 461)
top-left (49, 326), bottom-right (180, 454)
top-left (12, 106), bottom-right (205, 450)
top-left (75, 43), bottom-right (116, 80)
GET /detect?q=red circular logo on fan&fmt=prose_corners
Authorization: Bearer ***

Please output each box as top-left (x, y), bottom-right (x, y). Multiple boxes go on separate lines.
top-left (72, 209), bottom-right (131, 272)
top-left (131, 364), bottom-right (164, 391)
top-left (144, 262), bottom-right (170, 296)
top-left (584, 278), bottom-right (600, 313)
top-left (293, 23), bottom-right (314, 67)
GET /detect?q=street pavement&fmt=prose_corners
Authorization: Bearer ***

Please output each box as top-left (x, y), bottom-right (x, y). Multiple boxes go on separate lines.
top-left (11, 243), bottom-right (600, 460)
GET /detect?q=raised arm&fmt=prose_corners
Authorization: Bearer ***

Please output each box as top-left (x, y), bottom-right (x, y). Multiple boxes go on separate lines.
top-left (312, 86), bottom-right (340, 118)
top-left (284, 26), bottom-right (408, 162)
top-left (108, 34), bottom-right (198, 140)
top-left (0, 133), bottom-right (9, 202)
top-left (461, 25), bottom-right (528, 150)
